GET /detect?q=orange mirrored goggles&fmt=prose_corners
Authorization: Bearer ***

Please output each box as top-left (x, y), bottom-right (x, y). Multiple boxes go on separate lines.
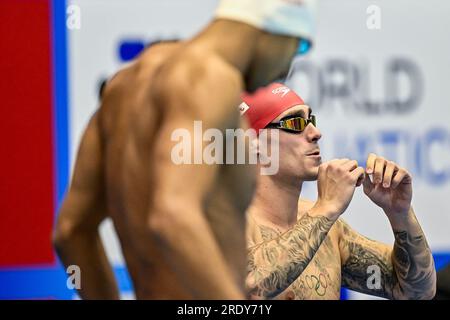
top-left (265, 115), bottom-right (316, 133)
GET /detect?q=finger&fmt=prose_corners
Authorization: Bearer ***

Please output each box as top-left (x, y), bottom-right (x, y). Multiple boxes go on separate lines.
top-left (382, 161), bottom-right (397, 188)
top-left (323, 159), bottom-right (341, 167)
top-left (373, 157), bottom-right (386, 185)
top-left (391, 168), bottom-right (412, 188)
top-left (356, 172), bottom-right (365, 187)
top-left (366, 153), bottom-right (377, 174)
top-left (319, 161), bottom-right (330, 169)
top-left (326, 158), bottom-right (350, 171)
top-left (350, 167), bottom-right (365, 185)
top-left (341, 159), bottom-right (359, 172)
top-left (363, 172), bottom-right (374, 194)
top-left (334, 158), bottom-right (350, 166)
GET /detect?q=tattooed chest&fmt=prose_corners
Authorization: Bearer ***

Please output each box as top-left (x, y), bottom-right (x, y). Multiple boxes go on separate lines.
top-left (276, 240), bottom-right (342, 300)
top-left (248, 218), bottom-right (343, 300)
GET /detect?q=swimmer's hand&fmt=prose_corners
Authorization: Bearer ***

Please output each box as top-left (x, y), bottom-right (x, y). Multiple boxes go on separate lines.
top-left (312, 159), bottom-right (365, 221)
top-left (363, 153), bottom-right (412, 219)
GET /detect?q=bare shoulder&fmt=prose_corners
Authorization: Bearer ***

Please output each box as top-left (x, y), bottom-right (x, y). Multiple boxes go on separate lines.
top-left (334, 218), bottom-right (350, 243)
top-left (334, 218), bottom-right (365, 242)
top-left (334, 218), bottom-right (377, 256)
top-left (167, 47), bottom-right (242, 88)
top-left (98, 43), bottom-right (182, 132)
top-left (100, 42), bottom-right (181, 101)
top-left (152, 47), bottom-right (244, 120)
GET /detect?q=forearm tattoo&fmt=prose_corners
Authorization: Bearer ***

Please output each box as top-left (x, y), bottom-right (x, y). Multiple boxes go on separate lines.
top-left (341, 220), bottom-right (435, 299)
top-left (390, 230), bottom-right (435, 299)
top-left (341, 239), bottom-right (396, 299)
top-left (247, 213), bottom-right (335, 298)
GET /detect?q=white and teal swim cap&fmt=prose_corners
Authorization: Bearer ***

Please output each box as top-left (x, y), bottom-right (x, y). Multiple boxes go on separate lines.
top-left (215, 0), bottom-right (317, 40)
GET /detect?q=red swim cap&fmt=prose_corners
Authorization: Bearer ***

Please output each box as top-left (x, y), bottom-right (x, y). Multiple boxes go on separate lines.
top-left (239, 83), bottom-right (305, 132)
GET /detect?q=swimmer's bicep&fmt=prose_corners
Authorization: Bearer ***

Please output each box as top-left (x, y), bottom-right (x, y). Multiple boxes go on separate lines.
top-left (338, 219), bottom-right (396, 298)
top-left (57, 112), bottom-right (107, 230)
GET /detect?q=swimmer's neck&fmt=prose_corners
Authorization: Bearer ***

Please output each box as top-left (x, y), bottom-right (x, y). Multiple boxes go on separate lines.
top-left (250, 174), bottom-right (303, 229)
top-left (192, 19), bottom-right (261, 76)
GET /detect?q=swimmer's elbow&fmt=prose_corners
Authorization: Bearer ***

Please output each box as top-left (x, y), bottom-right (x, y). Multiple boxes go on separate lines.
top-left (52, 217), bottom-right (74, 252)
top-left (52, 207), bottom-right (97, 251)
top-left (392, 268), bottom-right (437, 300)
top-left (405, 272), bottom-right (437, 300)
top-left (422, 283), bottom-right (437, 300)
top-left (147, 203), bottom-right (203, 247)
top-left (417, 269), bottom-right (437, 300)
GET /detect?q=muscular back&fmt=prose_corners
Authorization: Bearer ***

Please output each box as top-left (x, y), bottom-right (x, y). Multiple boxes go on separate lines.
top-left (55, 41), bottom-right (256, 299)
top-left (92, 42), bottom-right (255, 298)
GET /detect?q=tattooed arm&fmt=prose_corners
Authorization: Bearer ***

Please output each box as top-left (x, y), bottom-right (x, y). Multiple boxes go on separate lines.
top-left (246, 159), bottom-right (365, 299)
top-left (339, 212), bottom-right (436, 299)
top-left (340, 153), bottom-right (436, 299)
top-left (246, 207), bottom-right (335, 299)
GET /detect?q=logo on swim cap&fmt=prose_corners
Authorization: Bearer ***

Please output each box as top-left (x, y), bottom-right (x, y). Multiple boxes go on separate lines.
top-left (239, 102), bottom-right (250, 115)
top-left (272, 86), bottom-right (290, 97)
top-left (240, 83), bottom-right (305, 132)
